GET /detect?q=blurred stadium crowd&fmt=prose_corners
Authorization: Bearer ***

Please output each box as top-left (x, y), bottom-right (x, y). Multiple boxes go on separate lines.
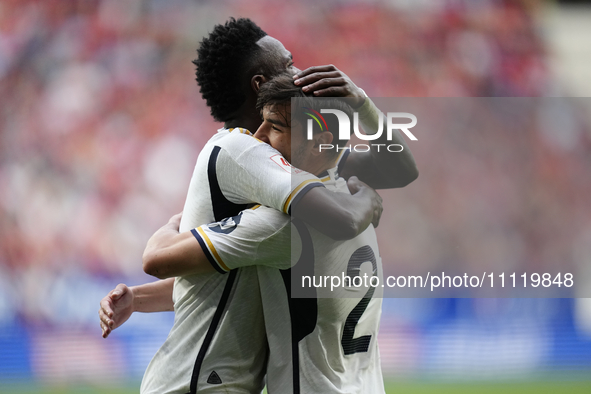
top-left (0, 0), bottom-right (590, 384)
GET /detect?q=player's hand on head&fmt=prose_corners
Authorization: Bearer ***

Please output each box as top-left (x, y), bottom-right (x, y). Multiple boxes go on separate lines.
top-left (293, 65), bottom-right (366, 108)
top-left (347, 176), bottom-right (383, 228)
top-left (99, 283), bottom-right (134, 338)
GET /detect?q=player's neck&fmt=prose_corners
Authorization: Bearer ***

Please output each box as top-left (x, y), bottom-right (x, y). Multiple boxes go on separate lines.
top-left (224, 98), bottom-right (262, 134)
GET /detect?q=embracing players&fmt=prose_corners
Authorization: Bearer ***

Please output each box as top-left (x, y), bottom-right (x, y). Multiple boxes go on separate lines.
top-left (99, 18), bottom-right (417, 393)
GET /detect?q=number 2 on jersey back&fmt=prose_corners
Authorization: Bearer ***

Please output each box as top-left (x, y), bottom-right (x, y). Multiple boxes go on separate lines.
top-left (341, 245), bottom-right (378, 355)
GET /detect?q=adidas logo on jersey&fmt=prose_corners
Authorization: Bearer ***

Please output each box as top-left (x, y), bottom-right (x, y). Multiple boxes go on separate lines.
top-left (207, 370), bottom-right (222, 384)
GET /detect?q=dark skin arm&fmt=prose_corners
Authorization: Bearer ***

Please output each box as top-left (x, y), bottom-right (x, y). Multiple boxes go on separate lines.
top-left (294, 64), bottom-right (419, 189)
top-left (292, 176), bottom-right (382, 240)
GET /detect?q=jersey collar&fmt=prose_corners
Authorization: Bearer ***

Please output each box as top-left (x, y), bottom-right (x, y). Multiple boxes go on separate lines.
top-left (218, 127), bottom-right (253, 136)
top-left (318, 166), bottom-right (339, 184)
top-left (317, 148), bottom-right (351, 183)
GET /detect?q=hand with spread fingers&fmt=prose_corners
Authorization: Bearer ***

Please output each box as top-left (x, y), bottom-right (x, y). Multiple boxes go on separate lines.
top-left (99, 283), bottom-right (134, 339)
top-left (293, 64), bottom-right (366, 108)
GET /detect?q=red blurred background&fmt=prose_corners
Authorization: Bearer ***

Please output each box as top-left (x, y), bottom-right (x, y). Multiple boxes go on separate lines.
top-left (0, 0), bottom-right (590, 390)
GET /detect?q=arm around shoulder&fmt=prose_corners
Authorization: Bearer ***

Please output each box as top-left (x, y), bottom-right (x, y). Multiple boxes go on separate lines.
top-left (291, 178), bottom-right (383, 241)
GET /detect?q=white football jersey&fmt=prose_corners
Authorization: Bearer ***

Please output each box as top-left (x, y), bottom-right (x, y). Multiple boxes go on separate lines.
top-left (140, 128), bottom-right (323, 394)
top-left (192, 167), bottom-right (385, 394)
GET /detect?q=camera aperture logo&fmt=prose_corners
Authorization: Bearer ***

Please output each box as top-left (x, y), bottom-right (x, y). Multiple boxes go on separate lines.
top-left (304, 108), bottom-right (417, 152)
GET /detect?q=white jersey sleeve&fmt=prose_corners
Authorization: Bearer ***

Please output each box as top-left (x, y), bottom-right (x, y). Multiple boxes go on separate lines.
top-left (191, 205), bottom-right (300, 273)
top-left (216, 132), bottom-right (323, 214)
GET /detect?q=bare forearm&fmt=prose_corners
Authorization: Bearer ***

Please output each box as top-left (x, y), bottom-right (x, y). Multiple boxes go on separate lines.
top-left (343, 98), bottom-right (419, 189)
top-left (131, 278), bottom-right (174, 312)
top-left (292, 183), bottom-right (380, 240)
top-left (143, 213), bottom-right (214, 279)
top-left (143, 219), bottom-right (181, 261)
top-left (369, 115), bottom-right (418, 188)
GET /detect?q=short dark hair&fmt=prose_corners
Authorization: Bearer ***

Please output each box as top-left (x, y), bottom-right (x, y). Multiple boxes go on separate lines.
top-left (193, 18), bottom-right (267, 122)
top-left (256, 72), bottom-right (354, 151)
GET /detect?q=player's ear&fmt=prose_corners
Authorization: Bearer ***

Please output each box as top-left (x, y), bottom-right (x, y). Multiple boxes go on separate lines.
top-left (310, 131), bottom-right (333, 156)
top-left (251, 75), bottom-right (267, 93)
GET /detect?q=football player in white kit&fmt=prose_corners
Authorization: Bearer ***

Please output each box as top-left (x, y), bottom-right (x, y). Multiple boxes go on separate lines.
top-left (99, 18), bottom-right (417, 394)
top-left (141, 73), bottom-right (391, 393)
